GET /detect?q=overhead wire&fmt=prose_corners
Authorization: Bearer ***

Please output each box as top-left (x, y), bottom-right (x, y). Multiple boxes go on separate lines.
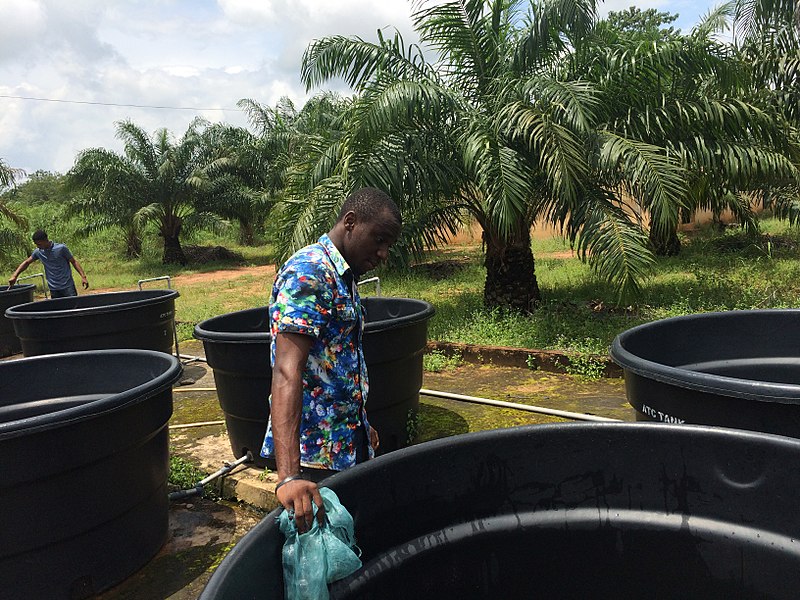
top-left (0, 94), bottom-right (240, 112)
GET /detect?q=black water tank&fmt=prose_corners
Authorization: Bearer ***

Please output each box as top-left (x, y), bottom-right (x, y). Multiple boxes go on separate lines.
top-left (0, 349), bottom-right (182, 599)
top-left (6, 289), bottom-right (178, 356)
top-left (194, 307), bottom-right (271, 466)
top-left (201, 422), bottom-right (800, 599)
top-left (361, 297), bottom-right (434, 451)
top-left (0, 283), bottom-right (35, 357)
top-left (193, 297), bottom-right (434, 467)
top-left (610, 309), bottom-right (800, 436)
top-left (200, 423), bottom-right (800, 600)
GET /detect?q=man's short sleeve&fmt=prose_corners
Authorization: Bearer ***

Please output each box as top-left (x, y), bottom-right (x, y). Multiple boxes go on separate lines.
top-left (271, 263), bottom-right (333, 339)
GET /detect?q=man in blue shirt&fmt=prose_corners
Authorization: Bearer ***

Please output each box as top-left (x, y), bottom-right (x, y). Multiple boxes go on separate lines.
top-left (8, 230), bottom-right (89, 298)
top-left (268, 187), bottom-right (402, 533)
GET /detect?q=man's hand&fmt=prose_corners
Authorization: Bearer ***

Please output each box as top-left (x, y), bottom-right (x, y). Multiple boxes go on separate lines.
top-left (277, 478), bottom-right (326, 533)
top-left (81, 277), bottom-right (89, 290)
top-left (370, 426), bottom-right (380, 451)
top-left (8, 276), bottom-right (17, 289)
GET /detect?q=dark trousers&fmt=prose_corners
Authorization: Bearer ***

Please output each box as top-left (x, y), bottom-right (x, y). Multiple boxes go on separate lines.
top-left (50, 281), bottom-right (77, 298)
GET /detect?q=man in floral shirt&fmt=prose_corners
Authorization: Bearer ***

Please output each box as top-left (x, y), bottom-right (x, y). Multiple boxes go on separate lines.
top-left (262, 187), bottom-right (402, 531)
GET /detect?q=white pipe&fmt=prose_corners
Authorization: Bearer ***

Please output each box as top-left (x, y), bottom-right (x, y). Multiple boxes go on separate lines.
top-left (168, 420), bottom-right (225, 429)
top-left (358, 276), bottom-right (381, 295)
top-left (168, 452), bottom-right (253, 501)
top-left (419, 388), bottom-right (620, 423)
top-left (176, 353), bottom-right (207, 364)
top-left (169, 383), bottom-right (619, 423)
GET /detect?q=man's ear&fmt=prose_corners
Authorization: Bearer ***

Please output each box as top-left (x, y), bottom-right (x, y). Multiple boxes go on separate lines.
top-left (342, 211), bottom-right (357, 231)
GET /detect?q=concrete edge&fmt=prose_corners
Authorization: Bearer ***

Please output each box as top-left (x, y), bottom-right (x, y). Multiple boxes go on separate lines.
top-left (425, 340), bottom-right (623, 378)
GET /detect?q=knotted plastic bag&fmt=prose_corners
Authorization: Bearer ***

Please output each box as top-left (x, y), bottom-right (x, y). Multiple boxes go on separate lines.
top-left (278, 487), bottom-right (362, 600)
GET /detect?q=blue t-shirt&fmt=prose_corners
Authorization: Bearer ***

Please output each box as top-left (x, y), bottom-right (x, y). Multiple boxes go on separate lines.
top-left (31, 242), bottom-right (74, 290)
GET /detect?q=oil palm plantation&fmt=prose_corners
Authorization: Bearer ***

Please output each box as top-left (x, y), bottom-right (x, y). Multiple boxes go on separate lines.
top-left (68, 119), bottom-right (227, 264)
top-left (730, 0), bottom-right (800, 224)
top-left (297, 0), bottom-right (800, 308)
top-left (577, 4), bottom-right (799, 255)
top-left (299, 0), bottom-right (688, 310)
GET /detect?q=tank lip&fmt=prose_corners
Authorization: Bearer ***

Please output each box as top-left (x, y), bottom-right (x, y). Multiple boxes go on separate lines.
top-left (610, 309), bottom-right (800, 404)
top-left (199, 420), bottom-right (800, 599)
top-left (4, 289), bottom-right (179, 319)
top-left (194, 306), bottom-right (270, 343)
top-left (363, 297), bottom-right (436, 333)
top-left (0, 349), bottom-right (182, 437)
top-left (193, 298), bottom-right (437, 340)
top-left (0, 283), bottom-right (36, 295)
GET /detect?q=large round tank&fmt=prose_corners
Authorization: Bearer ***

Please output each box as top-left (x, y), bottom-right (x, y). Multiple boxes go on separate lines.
top-left (610, 309), bottom-right (800, 436)
top-left (0, 349), bottom-right (182, 598)
top-left (194, 307), bottom-right (271, 466)
top-left (0, 283), bottom-right (35, 357)
top-left (193, 297), bottom-right (434, 467)
top-left (5, 289), bottom-right (178, 356)
top-left (200, 422), bottom-right (800, 599)
top-left (360, 297), bottom-right (435, 451)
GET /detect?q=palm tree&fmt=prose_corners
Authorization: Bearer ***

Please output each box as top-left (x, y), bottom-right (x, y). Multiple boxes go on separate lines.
top-left (189, 123), bottom-right (273, 246)
top-left (67, 148), bottom-right (146, 258)
top-left (298, 0), bottom-right (688, 309)
top-left (729, 0), bottom-right (800, 224)
top-left (296, 0), bottom-right (800, 310)
top-left (68, 119), bottom-right (228, 264)
top-left (0, 158), bottom-right (22, 191)
top-left (578, 4), bottom-right (799, 254)
top-left (0, 159), bottom-right (29, 262)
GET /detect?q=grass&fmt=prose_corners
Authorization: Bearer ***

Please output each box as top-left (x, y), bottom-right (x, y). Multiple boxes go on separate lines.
top-left (5, 204), bottom-right (800, 356)
top-left (168, 453), bottom-right (219, 500)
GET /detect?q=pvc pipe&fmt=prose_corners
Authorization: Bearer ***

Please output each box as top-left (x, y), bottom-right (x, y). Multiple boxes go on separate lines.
top-left (176, 353), bottom-right (208, 364)
top-left (168, 451), bottom-right (253, 501)
top-left (168, 383), bottom-right (619, 423)
top-left (168, 420), bottom-right (225, 429)
top-left (173, 388), bottom-right (217, 393)
top-left (419, 388), bottom-right (621, 423)
top-left (358, 276), bottom-right (381, 296)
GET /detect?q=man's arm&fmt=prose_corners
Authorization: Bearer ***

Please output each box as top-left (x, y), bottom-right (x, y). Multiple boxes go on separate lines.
top-left (8, 256), bottom-right (35, 288)
top-left (69, 257), bottom-right (89, 289)
top-left (271, 331), bottom-right (325, 532)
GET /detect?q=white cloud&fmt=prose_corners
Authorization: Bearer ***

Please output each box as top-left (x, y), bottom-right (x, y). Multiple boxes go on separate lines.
top-left (0, 0), bottom-right (47, 63)
top-left (0, 0), bottom-right (718, 175)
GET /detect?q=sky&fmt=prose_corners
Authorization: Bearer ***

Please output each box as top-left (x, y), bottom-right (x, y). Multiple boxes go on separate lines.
top-left (0, 0), bottom-right (720, 176)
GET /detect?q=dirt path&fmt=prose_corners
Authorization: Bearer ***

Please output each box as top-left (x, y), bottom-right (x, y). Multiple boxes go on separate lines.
top-left (93, 264), bottom-right (277, 293)
top-left (93, 245), bottom-right (574, 294)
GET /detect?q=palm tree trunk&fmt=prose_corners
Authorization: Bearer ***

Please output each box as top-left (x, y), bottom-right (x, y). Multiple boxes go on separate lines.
top-left (239, 221), bottom-right (255, 246)
top-left (124, 226), bottom-right (142, 259)
top-left (483, 227), bottom-right (541, 312)
top-left (161, 216), bottom-right (187, 265)
top-left (648, 225), bottom-right (681, 256)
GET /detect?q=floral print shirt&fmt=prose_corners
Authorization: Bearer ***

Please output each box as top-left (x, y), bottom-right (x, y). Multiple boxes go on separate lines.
top-left (260, 234), bottom-right (373, 471)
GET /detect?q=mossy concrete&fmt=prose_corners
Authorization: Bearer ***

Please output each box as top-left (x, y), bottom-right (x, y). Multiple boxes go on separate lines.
top-left (168, 339), bottom-right (633, 516)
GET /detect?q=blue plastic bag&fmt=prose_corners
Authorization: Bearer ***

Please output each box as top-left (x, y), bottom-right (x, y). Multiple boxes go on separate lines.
top-left (278, 487), bottom-right (362, 600)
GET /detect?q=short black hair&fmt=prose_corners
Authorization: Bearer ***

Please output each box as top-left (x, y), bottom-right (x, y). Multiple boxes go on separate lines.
top-left (337, 187), bottom-right (401, 227)
top-left (32, 230), bottom-right (48, 242)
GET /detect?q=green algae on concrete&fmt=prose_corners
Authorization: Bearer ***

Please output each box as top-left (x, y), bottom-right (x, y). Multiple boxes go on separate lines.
top-left (172, 392), bottom-right (225, 425)
top-left (416, 364), bottom-right (633, 443)
top-left (95, 499), bottom-right (264, 600)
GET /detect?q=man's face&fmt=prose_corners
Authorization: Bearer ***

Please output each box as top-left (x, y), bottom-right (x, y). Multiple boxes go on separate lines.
top-left (34, 239), bottom-right (51, 250)
top-left (344, 208), bottom-right (401, 277)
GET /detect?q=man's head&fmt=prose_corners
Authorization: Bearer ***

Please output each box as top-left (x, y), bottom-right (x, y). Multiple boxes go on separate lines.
top-left (330, 187), bottom-right (402, 277)
top-left (32, 230), bottom-right (51, 250)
